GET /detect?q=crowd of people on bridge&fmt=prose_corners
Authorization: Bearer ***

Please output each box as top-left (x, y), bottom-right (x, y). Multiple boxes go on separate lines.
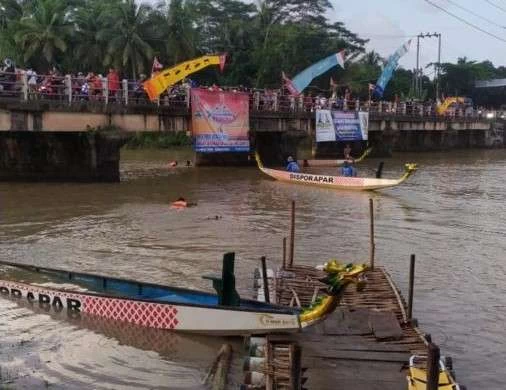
top-left (0, 57), bottom-right (497, 119)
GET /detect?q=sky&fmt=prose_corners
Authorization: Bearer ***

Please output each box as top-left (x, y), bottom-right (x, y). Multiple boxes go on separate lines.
top-left (333, 0), bottom-right (506, 75)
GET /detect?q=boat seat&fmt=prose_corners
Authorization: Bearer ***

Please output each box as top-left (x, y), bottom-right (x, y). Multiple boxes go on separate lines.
top-left (202, 252), bottom-right (240, 307)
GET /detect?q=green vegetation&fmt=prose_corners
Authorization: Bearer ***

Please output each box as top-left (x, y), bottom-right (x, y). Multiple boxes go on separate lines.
top-left (0, 0), bottom-right (504, 103)
top-left (124, 131), bottom-right (191, 149)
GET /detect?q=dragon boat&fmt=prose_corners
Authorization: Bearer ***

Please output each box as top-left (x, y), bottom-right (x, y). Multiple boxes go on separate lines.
top-left (0, 253), bottom-right (369, 335)
top-left (297, 147), bottom-right (373, 167)
top-left (0, 253), bottom-right (302, 335)
top-left (256, 152), bottom-right (417, 191)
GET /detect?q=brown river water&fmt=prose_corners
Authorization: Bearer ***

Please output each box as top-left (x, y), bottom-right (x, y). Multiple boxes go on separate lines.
top-left (1, 148), bottom-right (505, 389)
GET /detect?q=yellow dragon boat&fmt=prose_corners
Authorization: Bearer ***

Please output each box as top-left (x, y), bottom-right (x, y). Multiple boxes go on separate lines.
top-left (256, 153), bottom-right (417, 191)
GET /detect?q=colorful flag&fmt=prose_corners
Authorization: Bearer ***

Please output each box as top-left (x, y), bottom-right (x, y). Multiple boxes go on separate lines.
top-left (373, 40), bottom-right (411, 98)
top-left (283, 51), bottom-right (346, 95)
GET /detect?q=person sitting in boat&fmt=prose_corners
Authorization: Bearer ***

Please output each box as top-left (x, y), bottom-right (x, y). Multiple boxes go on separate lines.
top-left (286, 156), bottom-right (300, 173)
top-left (343, 143), bottom-right (352, 160)
top-left (341, 160), bottom-right (356, 177)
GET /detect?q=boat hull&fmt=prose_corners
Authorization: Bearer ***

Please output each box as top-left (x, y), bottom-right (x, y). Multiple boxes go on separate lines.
top-left (261, 167), bottom-right (402, 191)
top-left (0, 279), bottom-right (300, 335)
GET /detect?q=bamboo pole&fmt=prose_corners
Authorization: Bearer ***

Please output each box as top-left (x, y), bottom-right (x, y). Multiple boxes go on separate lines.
top-left (369, 198), bottom-right (375, 269)
top-left (408, 254), bottom-right (416, 320)
top-left (282, 237), bottom-right (287, 269)
top-left (212, 344), bottom-right (233, 390)
top-left (261, 256), bottom-right (270, 303)
top-left (426, 342), bottom-right (440, 390)
top-left (289, 200), bottom-right (295, 267)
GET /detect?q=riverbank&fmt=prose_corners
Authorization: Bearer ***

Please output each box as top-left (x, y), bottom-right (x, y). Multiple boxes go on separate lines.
top-left (124, 131), bottom-right (192, 149)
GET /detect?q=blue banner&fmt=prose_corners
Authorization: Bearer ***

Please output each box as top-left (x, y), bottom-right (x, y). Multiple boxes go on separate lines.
top-left (316, 110), bottom-right (369, 142)
top-left (287, 52), bottom-right (345, 95)
top-left (374, 40), bottom-right (411, 98)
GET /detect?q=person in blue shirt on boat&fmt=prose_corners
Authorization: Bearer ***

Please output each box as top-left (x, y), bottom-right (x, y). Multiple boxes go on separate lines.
top-left (286, 156), bottom-right (301, 173)
top-left (341, 159), bottom-right (357, 177)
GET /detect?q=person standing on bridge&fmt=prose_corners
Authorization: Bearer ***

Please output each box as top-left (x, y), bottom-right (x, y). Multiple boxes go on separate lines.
top-left (107, 68), bottom-right (120, 102)
top-left (286, 156), bottom-right (301, 173)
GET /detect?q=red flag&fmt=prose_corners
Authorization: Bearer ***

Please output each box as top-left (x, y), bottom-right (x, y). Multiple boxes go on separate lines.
top-left (219, 53), bottom-right (227, 72)
top-left (151, 57), bottom-right (163, 74)
top-left (282, 71), bottom-right (299, 96)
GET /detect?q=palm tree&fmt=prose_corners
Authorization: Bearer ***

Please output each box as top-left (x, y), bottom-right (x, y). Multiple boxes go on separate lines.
top-left (0, 0), bottom-right (28, 64)
top-left (155, 0), bottom-right (198, 65)
top-left (72, 0), bottom-right (110, 72)
top-left (13, 0), bottom-right (72, 68)
top-left (101, 0), bottom-right (154, 79)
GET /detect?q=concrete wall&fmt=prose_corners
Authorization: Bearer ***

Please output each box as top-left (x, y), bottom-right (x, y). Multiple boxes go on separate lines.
top-left (0, 132), bottom-right (127, 182)
top-left (42, 112), bottom-right (108, 131)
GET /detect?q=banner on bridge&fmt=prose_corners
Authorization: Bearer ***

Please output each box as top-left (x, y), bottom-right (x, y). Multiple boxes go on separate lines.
top-left (315, 110), bottom-right (369, 142)
top-left (191, 89), bottom-right (250, 153)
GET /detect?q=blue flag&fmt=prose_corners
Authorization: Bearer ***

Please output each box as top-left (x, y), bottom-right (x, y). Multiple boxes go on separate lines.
top-left (374, 40), bottom-right (411, 98)
top-left (284, 51), bottom-right (345, 95)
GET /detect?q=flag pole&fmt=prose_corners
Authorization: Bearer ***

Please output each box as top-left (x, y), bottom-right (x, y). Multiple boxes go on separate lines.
top-left (368, 85), bottom-right (372, 112)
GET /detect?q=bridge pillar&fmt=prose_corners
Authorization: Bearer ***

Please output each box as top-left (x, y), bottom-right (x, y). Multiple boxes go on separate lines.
top-left (0, 131), bottom-right (128, 182)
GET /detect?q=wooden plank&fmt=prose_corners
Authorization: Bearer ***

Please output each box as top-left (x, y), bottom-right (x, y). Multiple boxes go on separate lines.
top-left (323, 308), bottom-right (372, 336)
top-left (303, 366), bottom-right (407, 390)
top-left (302, 349), bottom-right (411, 363)
top-left (369, 311), bottom-right (403, 341)
top-left (301, 361), bottom-right (407, 381)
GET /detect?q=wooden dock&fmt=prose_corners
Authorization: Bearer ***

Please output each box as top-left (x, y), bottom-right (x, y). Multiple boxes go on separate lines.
top-left (248, 264), bottom-right (431, 390)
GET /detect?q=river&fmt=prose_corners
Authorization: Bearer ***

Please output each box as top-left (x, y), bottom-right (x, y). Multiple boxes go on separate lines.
top-left (0, 148), bottom-right (505, 389)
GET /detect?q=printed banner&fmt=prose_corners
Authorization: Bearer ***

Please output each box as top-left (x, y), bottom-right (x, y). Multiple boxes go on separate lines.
top-left (316, 110), bottom-right (369, 142)
top-left (374, 40), bottom-right (411, 98)
top-left (191, 89), bottom-right (250, 153)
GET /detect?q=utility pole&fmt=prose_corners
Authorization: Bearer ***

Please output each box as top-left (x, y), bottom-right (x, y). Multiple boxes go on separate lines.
top-left (414, 33), bottom-right (441, 100)
top-left (436, 33), bottom-right (442, 101)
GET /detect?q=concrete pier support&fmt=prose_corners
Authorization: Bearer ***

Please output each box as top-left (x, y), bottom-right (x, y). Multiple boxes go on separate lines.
top-left (0, 131), bottom-right (127, 182)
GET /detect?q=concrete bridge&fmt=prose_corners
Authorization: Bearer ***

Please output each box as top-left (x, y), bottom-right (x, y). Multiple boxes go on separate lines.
top-left (0, 100), bottom-right (502, 181)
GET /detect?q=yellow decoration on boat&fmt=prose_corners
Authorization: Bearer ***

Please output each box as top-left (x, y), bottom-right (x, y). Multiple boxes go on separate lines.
top-left (143, 54), bottom-right (226, 100)
top-left (299, 261), bottom-right (369, 327)
top-left (299, 295), bottom-right (339, 325)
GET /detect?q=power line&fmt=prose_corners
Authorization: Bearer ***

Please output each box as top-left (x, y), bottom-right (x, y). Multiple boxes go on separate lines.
top-left (445, 0), bottom-right (506, 29)
top-left (423, 0), bottom-right (506, 43)
top-left (484, 0), bottom-right (506, 14)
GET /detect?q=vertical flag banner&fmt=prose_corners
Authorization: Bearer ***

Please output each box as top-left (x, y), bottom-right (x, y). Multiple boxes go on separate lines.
top-left (283, 51), bottom-right (345, 95)
top-left (191, 89), bottom-right (250, 153)
top-left (316, 110), bottom-right (369, 142)
top-left (373, 40), bottom-right (411, 98)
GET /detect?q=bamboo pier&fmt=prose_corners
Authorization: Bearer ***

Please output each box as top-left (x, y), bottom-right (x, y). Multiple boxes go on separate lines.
top-left (243, 200), bottom-right (461, 390)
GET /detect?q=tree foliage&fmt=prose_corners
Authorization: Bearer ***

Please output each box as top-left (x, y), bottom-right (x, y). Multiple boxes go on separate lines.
top-left (1, 0), bottom-right (505, 104)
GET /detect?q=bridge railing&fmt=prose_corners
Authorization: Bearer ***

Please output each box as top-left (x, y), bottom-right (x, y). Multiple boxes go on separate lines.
top-left (0, 70), bottom-right (497, 119)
